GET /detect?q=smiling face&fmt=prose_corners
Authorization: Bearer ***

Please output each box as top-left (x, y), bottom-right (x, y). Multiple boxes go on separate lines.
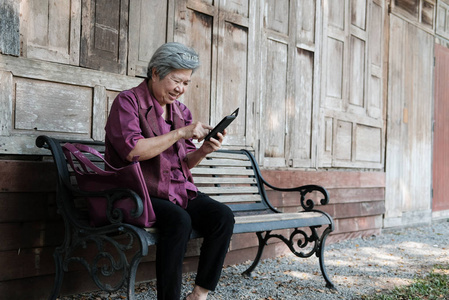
top-left (149, 68), bottom-right (193, 107)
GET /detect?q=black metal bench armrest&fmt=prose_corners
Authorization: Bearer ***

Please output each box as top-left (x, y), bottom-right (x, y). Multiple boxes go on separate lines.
top-left (240, 149), bottom-right (330, 212)
top-left (260, 181), bottom-right (330, 211)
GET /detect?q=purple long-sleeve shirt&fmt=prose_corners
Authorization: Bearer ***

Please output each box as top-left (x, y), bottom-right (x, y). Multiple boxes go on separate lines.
top-left (104, 80), bottom-right (198, 208)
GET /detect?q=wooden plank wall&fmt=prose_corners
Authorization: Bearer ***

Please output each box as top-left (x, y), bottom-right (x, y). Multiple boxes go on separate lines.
top-left (0, 160), bottom-right (61, 299)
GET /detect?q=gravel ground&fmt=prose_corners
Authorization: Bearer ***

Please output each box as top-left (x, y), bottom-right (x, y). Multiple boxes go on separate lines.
top-left (60, 220), bottom-right (449, 300)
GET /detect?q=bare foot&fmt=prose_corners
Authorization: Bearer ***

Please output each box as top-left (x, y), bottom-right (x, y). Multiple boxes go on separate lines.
top-left (185, 285), bottom-right (209, 300)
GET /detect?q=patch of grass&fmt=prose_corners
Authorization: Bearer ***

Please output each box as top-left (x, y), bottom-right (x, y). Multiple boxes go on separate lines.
top-left (362, 265), bottom-right (449, 300)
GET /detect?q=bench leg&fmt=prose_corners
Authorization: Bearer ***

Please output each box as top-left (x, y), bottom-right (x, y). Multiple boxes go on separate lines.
top-left (126, 254), bottom-right (142, 299)
top-left (242, 226), bottom-right (336, 290)
top-left (317, 226), bottom-right (336, 290)
top-left (49, 248), bottom-right (64, 300)
top-left (242, 231), bottom-right (268, 277)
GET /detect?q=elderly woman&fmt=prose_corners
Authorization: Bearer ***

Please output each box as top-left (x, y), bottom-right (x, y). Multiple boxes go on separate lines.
top-left (105, 42), bottom-right (235, 300)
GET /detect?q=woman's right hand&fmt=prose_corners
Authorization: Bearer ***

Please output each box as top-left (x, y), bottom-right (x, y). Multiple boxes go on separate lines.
top-left (179, 121), bottom-right (213, 141)
top-left (127, 122), bottom-right (212, 162)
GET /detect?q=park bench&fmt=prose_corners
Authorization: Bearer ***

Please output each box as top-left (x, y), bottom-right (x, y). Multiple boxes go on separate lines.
top-left (35, 135), bottom-right (336, 300)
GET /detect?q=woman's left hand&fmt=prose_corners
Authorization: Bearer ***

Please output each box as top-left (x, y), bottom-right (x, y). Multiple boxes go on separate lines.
top-left (200, 129), bottom-right (226, 155)
top-left (185, 129), bottom-right (227, 169)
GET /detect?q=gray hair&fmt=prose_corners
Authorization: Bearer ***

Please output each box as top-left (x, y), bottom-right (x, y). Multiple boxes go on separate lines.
top-left (147, 42), bottom-right (200, 79)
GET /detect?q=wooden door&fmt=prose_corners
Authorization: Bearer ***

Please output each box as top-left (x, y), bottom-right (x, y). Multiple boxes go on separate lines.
top-left (432, 43), bottom-right (449, 212)
top-left (384, 14), bottom-right (434, 227)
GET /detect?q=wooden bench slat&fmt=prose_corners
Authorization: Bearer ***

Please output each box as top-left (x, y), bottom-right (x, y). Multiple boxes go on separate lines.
top-left (198, 186), bottom-right (259, 195)
top-left (198, 159), bottom-right (252, 167)
top-left (235, 212), bottom-right (324, 224)
top-left (193, 177), bottom-right (257, 184)
top-left (191, 168), bottom-right (255, 176)
top-left (204, 152), bottom-right (249, 160)
top-left (205, 194), bottom-right (263, 203)
top-left (233, 214), bottom-right (332, 234)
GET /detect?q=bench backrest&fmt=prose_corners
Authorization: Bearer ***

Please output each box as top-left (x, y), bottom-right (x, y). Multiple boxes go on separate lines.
top-left (193, 150), bottom-right (274, 215)
top-left (36, 136), bottom-right (109, 225)
top-left (36, 136), bottom-right (274, 225)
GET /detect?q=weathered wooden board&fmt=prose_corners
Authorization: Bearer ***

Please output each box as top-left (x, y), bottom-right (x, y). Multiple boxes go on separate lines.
top-left (0, 221), bottom-right (63, 252)
top-left (14, 78), bottom-right (92, 134)
top-left (0, 193), bottom-right (57, 222)
top-left (348, 36), bottom-right (366, 109)
top-left (261, 169), bottom-right (385, 189)
top-left (286, 48), bottom-right (314, 166)
top-left (216, 20), bottom-right (248, 141)
top-left (263, 39), bottom-right (288, 161)
top-left (0, 70), bottom-right (13, 137)
top-left (354, 125), bottom-right (382, 162)
top-left (0, 0), bottom-right (20, 56)
top-left (268, 187), bottom-right (385, 207)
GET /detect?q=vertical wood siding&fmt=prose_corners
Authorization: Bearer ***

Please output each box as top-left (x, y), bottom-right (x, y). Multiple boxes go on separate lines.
top-left (432, 43), bottom-right (449, 212)
top-left (384, 14), bottom-right (434, 227)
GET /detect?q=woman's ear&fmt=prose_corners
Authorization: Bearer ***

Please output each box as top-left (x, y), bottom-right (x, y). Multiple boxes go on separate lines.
top-left (152, 68), bottom-right (159, 81)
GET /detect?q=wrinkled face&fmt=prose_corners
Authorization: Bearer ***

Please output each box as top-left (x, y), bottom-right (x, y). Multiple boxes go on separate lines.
top-left (150, 68), bottom-right (192, 106)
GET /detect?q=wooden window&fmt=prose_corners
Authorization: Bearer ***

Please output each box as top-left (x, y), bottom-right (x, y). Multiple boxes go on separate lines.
top-left (436, 0), bottom-right (449, 40)
top-left (391, 0), bottom-right (435, 30)
top-left (19, 0), bottom-right (81, 64)
top-left (321, 0), bottom-right (384, 169)
top-left (174, 0), bottom-right (256, 147)
top-left (80, 0), bottom-right (129, 75)
top-left (128, 0), bottom-right (171, 77)
top-left (260, 0), bottom-right (320, 168)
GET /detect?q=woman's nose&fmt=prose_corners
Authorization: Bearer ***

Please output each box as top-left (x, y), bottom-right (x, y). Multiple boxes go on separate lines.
top-left (174, 84), bottom-right (183, 93)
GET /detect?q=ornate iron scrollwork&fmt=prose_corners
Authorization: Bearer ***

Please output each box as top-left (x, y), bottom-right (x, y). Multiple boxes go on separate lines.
top-left (61, 226), bottom-right (141, 293)
top-left (242, 224), bottom-right (335, 290)
top-left (263, 226), bottom-right (321, 258)
top-left (299, 185), bottom-right (330, 211)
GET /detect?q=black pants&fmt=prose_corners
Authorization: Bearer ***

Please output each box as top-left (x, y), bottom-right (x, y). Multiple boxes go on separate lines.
top-left (151, 192), bottom-right (235, 300)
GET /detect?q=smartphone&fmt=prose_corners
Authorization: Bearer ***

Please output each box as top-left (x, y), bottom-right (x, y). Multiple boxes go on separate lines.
top-left (205, 108), bottom-right (239, 141)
